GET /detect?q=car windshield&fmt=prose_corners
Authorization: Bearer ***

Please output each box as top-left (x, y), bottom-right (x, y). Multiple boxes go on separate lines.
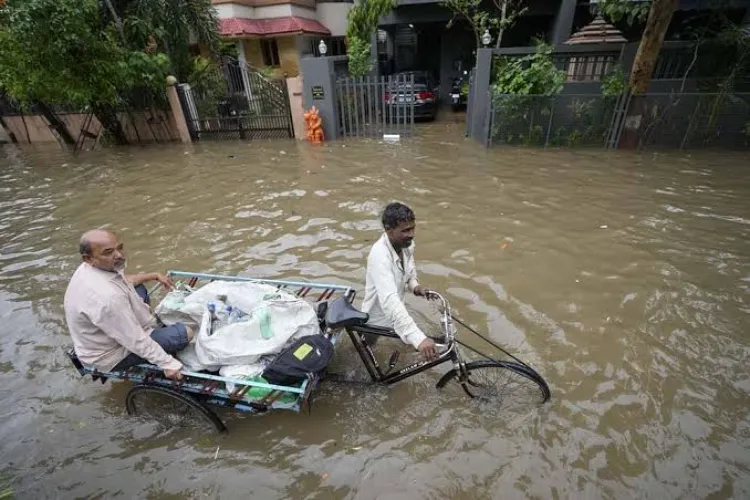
top-left (388, 74), bottom-right (430, 92)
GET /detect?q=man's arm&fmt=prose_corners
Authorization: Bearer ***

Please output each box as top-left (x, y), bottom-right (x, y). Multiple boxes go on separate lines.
top-left (89, 298), bottom-right (183, 372)
top-left (126, 272), bottom-right (174, 289)
top-left (370, 254), bottom-right (427, 349)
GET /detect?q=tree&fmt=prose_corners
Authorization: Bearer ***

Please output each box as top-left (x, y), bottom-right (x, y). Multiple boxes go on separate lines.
top-left (595, 0), bottom-right (650, 26)
top-left (595, 0), bottom-right (679, 93)
top-left (345, 0), bottom-right (394, 77)
top-left (112, 0), bottom-right (220, 81)
top-left (0, 0), bottom-right (172, 144)
top-left (442, 0), bottom-right (497, 48)
top-left (491, 0), bottom-right (526, 49)
top-left (442, 0), bottom-right (525, 49)
top-left (627, 0), bottom-right (679, 93)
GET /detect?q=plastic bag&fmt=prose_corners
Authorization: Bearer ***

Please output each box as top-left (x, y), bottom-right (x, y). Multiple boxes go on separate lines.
top-left (154, 287), bottom-right (201, 328)
top-left (176, 340), bottom-right (220, 373)
top-left (220, 363), bottom-right (267, 393)
top-left (195, 293), bottom-right (319, 366)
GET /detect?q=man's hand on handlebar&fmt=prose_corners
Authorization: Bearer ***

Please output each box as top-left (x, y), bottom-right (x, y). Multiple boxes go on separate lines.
top-left (417, 338), bottom-right (438, 360)
top-left (414, 286), bottom-right (439, 301)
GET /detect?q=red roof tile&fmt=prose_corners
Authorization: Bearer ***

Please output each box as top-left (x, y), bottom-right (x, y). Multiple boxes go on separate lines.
top-left (220, 16), bottom-right (331, 37)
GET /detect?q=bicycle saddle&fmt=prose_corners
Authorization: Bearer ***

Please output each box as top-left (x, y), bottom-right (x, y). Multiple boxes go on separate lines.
top-left (325, 297), bottom-right (369, 329)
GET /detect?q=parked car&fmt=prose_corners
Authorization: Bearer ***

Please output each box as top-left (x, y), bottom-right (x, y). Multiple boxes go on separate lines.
top-left (384, 71), bottom-right (439, 121)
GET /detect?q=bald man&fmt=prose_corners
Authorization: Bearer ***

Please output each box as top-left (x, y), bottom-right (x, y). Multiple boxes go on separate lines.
top-left (63, 230), bottom-right (192, 380)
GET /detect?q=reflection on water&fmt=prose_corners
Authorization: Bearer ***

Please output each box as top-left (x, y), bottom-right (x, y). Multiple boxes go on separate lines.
top-left (1, 125), bottom-right (750, 498)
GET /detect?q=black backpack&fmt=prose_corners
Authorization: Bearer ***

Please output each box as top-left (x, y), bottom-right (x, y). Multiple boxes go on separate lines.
top-left (263, 334), bottom-right (334, 387)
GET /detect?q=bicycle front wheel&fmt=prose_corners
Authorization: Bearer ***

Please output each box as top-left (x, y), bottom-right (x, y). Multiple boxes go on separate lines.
top-left (436, 360), bottom-right (550, 406)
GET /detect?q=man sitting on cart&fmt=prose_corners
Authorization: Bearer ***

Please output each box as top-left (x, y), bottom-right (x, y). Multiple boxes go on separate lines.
top-left (64, 229), bottom-right (192, 380)
top-left (362, 202), bottom-right (438, 360)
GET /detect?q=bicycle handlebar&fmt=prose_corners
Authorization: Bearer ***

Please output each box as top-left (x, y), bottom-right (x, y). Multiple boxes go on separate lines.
top-left (427, 291), bottom-right (457, 345)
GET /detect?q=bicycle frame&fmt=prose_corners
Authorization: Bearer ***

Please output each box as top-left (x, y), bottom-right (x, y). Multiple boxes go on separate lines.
top-left (342, 292), bottom-right (466, 386)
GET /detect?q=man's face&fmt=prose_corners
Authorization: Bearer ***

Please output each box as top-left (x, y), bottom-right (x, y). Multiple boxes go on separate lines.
top-left (386, 219), bottom-right (416, 250)
top-left (84, 232), bottom-right (127, 272)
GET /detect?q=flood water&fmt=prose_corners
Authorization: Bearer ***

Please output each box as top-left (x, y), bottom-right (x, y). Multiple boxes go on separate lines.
top-left (1, 123), bottom-right (750, 498)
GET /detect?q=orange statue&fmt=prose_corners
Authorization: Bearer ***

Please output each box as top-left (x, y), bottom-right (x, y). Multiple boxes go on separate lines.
top-left (304, 106), bottom-right (324, 144)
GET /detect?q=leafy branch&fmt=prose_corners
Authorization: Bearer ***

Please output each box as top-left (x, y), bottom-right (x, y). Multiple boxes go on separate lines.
top-left (345, 0), bottom-right (394, 77)
top-left (595, 0), bottom-right (651, 25)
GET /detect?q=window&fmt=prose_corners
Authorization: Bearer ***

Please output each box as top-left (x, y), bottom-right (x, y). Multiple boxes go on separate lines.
top-left (311, 37), bottom-right (347, 57)
top-left (261, 39), bottom-right (280, 67)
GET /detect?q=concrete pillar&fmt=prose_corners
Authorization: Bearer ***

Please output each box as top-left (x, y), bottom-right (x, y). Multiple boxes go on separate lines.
top-left (236, 40), bottom-right (254, 104)
top-left (166, 82), bottom-right (192, 144)
top-left (551, 0), bottom-right (577, 44)
top-left (286, 76), bottom-right (306, 140)
top-left (468, 48), bottom-right (493, 145)
top-left (299, 56), bottom-right (339, 141)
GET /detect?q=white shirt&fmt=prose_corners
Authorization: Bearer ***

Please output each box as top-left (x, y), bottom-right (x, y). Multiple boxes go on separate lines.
top-left (361, 233), bottom-right (427, 349)
top-left (63, 263), bottom-right (182, 372)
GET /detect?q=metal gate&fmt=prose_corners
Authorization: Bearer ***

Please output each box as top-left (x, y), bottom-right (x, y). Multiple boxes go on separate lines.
top-left (335, 74), bottom-right (415, 138)
top-left (177, 58), bottom-right (294, 141)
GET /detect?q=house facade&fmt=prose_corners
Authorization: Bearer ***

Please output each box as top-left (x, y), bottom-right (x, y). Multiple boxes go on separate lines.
top-left (376, 0), bottom-right (750, 99)
top-left (212, 0), bottom-right (353, 77)
top-left (208, 0), bottom-right (750, 95)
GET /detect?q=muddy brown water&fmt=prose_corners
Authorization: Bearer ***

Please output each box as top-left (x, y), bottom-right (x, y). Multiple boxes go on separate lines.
top-left (1, 124), bottom-right (750, 498)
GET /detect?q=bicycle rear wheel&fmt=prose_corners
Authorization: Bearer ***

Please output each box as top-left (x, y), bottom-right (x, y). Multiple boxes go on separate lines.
top-left (125, 385), bottom-right (227, 433)
top-left (436, 360), bottom-right (550, 406)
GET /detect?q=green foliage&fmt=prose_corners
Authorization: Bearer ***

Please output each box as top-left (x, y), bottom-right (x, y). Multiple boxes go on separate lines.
top-left (491, 95), bottom-right (616, 147)
top-left (0, 0), bottom-right (137, 106)
top-left (346, 0), bottom-right (393, 40)
top-left (346, 36), bottom-right (375, 78)
top-left (186, 56), bottom-right (225, 95)
top-left (0, 0), bottom-right (220, 111)
top-left (492, 42), bottom-right (565, 96)
top-left (601, 65), bottom-right (628, 96)
top-left (345, 0), bottom-right (394, 77)
top-left (257, 66), bottom-right (278, 80)
top-left (595, 0), bottom-right (651, 26)
top-left (0, 473), bottom-right (12, 500)
top-left (118, 0), bottom-right (220, 81)
top-left (460, 81), bottom-right (470, 97)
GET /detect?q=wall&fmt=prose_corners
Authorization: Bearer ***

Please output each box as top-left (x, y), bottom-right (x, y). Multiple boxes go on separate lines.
top-left (213, 3), bottom-right (317, 19)
top-left (1, 111), bottom-right (179, 146)
top-left (244, 39), bottom-right (265, 67)
top-left (316, 3), bottom-right (352, 36)
top-left (243, 36), bottom-right (301, 76)
top-left (278, 36), bottom-right (301, 76)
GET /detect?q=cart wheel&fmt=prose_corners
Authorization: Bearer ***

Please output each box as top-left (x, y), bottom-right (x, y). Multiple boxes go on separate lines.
top-left (125, 385), bottom-right (227, 433)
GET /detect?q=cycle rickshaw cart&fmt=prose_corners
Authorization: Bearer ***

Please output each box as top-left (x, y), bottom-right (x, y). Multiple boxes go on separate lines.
top-left (67, 271), bottom-right (551, 432)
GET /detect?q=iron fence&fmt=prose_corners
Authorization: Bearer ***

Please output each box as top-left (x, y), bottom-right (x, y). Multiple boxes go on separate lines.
top-left (182, 57), bottom-right (293, 141)
top-left (489, 92), bottom-right (750, 150)
top-left (634, 93), bottom-right (750, 149)
top-left (335, 74), bottom-right (415, 139)
top-left (490, 94), bottom-right (623, 148)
